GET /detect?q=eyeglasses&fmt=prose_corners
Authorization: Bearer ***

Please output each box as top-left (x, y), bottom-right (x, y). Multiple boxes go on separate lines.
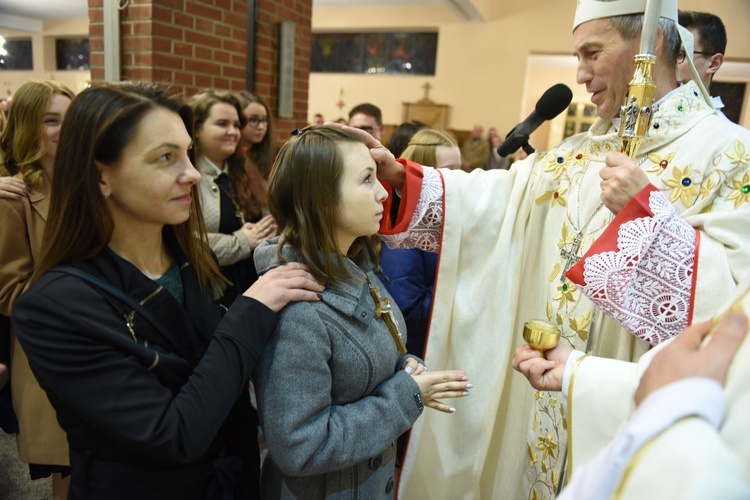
top-left (246, 117), bottom-right (268, 127)
top-left (677, 50), bottom-right (714, 63)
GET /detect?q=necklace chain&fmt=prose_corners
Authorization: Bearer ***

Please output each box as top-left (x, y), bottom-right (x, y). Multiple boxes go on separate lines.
top-left (560, 154), bottom-right (649, 282)
top-left (214, 176), bottom-right (246, 225)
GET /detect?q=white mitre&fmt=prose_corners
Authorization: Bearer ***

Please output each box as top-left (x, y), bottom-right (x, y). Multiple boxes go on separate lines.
top-left (572, 0), bottom-right (713, 108)
top-left (573, 0), bottom-right (676, 29)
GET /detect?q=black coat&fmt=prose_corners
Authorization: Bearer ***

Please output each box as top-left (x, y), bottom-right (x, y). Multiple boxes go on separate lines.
top-left (13, 234), bottom-right (276, 499)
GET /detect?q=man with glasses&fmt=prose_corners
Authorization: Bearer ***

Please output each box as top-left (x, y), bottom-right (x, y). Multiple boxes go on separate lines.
top-left (348, 102), bottom-right (384, 141)
top-left (678, 10), bottom-right (727, 108)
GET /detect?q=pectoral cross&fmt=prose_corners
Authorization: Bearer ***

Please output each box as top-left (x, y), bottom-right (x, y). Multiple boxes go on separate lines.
top-left (368, 281), bottom-right (408, 355)
top-left (560, 233), bottom-right (582, 282)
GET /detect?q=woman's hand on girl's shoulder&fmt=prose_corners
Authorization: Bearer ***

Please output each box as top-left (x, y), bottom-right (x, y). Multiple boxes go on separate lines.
top-left (243, 262), bottom-right (324, 312)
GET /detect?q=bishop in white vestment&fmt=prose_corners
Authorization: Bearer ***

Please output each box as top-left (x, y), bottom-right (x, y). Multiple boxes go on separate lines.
top-left (373, 1), bottom-right (750, 498)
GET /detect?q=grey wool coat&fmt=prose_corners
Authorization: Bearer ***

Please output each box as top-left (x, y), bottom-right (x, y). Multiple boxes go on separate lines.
top-left (253, 238), bottom-right (424, 499)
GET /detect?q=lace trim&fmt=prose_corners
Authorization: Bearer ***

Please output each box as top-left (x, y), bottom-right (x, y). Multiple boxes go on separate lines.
top-left (381, 166), bottom-right (443, 253)
top-left (579, 191), bottom-right (696, 345)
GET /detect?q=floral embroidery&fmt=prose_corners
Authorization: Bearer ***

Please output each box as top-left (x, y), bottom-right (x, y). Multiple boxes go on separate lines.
top-left (553, 282), bottom-right (577, 307)
top-left (536, 434), bottom-right (557, 460)
top-left (699, 173), bottom-right (718, 201)
top-left (573, 149), bottom-right (589, 166)
top-left (727, 171), bottom-right (750, 208)
top-left (568, 311), bottom-right (591, 342)
top-left (529, 390), bottom-right (564, 500)
top-left (557, 222), bottom-right (576, 251)
top-left (662, 165), bottom-right (699, 207)
top-left (544, 149), bottom-right (574, 179)
top-left (646, 151), bottom-right (675, 175)
top-left (725, 140), bottom-right (750, 167)
top-left (535, 185), bottom-right (568, 207)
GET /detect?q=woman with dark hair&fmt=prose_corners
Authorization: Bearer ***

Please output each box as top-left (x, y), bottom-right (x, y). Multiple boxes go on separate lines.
top-left (235, 90), bottom-right (275, 180)
top-left (253, 126), bottom-right (471, 499)
top-left (0, 79), bottom-right (75, 498)
top-left (190, 90), bottom-right (276, 307)
top-left (385, 120), bottom-right (427, 158)
top-left (11, 82), bottom-right (323, 499)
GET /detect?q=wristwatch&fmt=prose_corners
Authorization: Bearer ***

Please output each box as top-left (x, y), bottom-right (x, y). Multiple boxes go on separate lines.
top-left (414, 392), bottom-right (424, 413)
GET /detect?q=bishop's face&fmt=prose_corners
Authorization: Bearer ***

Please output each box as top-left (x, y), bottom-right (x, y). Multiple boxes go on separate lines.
top-left (573, 19), bottom-right (640, 121)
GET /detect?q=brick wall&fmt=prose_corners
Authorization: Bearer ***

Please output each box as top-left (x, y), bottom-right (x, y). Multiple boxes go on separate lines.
top-left (255, 0), bottom-right (313, 143)
top-left (89, 0), bottom-right (312, 146)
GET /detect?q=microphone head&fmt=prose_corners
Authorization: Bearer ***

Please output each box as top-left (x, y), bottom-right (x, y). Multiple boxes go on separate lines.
top-left (534, 84), bottom-right (573, 120)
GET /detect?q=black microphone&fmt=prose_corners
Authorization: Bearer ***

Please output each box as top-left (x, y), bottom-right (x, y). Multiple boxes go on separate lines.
top-left (497, 83), bottom-right (573, 157)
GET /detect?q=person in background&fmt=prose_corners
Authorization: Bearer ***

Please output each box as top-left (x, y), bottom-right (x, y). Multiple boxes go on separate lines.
top-left (485, 127), bottom-right (510, 170)
top-left (459, 124), bottom-right (489, 172)
top-left (0, 79), bottom-right (75, 500)
top-left (678, 10), bottom-right (726, 108)
top-left (253, 125), bottom-right (471, 499)
top-left (12, 81), bottom-right (323, 498)
top-left (236, 90), bottom-right (276, 180)
top-left (312, 113), bottom-right (325, 126)
top-left (385, 120), bottom-right (427, 158)
top-left (190, 90), bottom-right (276, 308)
top-left (348, 102), bottom-right (384, 142)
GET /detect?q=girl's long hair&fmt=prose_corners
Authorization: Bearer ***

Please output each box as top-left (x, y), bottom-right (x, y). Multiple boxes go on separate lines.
top-left (267, 126), bottom-right (380, 286)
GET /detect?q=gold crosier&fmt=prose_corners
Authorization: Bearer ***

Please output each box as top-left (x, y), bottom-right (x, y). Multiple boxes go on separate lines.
top-left (618, 0), bottom-right (662, 159)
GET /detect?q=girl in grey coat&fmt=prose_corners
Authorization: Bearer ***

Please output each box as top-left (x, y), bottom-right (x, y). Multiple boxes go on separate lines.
top-left (253, 126), bottom-right (472, 499)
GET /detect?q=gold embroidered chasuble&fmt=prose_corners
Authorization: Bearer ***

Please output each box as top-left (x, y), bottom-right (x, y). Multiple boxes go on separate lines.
top-left (386, 82), bottom-right (750, 499)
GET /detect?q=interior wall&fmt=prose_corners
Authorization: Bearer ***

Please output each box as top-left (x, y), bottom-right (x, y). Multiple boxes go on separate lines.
top-left (0, 19), bottom-right (91, 97)
top-left (310, 0), bottom-right (750, 136)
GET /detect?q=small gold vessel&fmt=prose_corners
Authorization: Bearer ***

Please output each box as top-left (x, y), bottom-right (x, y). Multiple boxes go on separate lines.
top-left (523, 320), bottom-right (560, 352)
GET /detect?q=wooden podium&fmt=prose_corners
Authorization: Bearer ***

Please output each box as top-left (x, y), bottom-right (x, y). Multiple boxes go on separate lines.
top-left (402, 82), bottom-right (449, 129)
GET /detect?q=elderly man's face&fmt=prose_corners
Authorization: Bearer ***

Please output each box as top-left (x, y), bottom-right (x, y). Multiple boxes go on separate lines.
top-left (574, 19), bottom-right (640, 121)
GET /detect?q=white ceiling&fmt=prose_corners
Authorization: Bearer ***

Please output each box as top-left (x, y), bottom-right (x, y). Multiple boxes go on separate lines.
top-left (0, 0), bottom-right (449, 22)
top-left (0, 0), bottom-right (88, 20)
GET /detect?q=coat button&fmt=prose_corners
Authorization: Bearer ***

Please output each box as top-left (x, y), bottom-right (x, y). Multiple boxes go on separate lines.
top-left (385, 477), bottom-right (394, 494)
top-left (369, 454), bottom-right (383, 469)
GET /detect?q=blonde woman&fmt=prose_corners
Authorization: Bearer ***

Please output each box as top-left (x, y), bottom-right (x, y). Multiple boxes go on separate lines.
top-left (0, 79), bottom-right (75, 499)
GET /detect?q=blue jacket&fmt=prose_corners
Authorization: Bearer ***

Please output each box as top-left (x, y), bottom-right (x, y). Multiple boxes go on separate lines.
top-left (378, 246), bottom-right (438, 358)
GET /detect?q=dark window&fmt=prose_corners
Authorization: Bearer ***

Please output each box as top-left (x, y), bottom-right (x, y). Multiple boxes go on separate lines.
top-left (312, 32), bottom-right (438, 75)
top-left (0, 39), bottom-right (33, 71)
top-left (712, 81), bottom-right (746, 125)
top-left (56, 38), bottom-right (90, 70)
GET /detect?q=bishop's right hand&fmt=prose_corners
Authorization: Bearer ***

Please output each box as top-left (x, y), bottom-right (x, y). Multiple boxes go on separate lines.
top-left (512, 343), bottom-right (573, 392)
